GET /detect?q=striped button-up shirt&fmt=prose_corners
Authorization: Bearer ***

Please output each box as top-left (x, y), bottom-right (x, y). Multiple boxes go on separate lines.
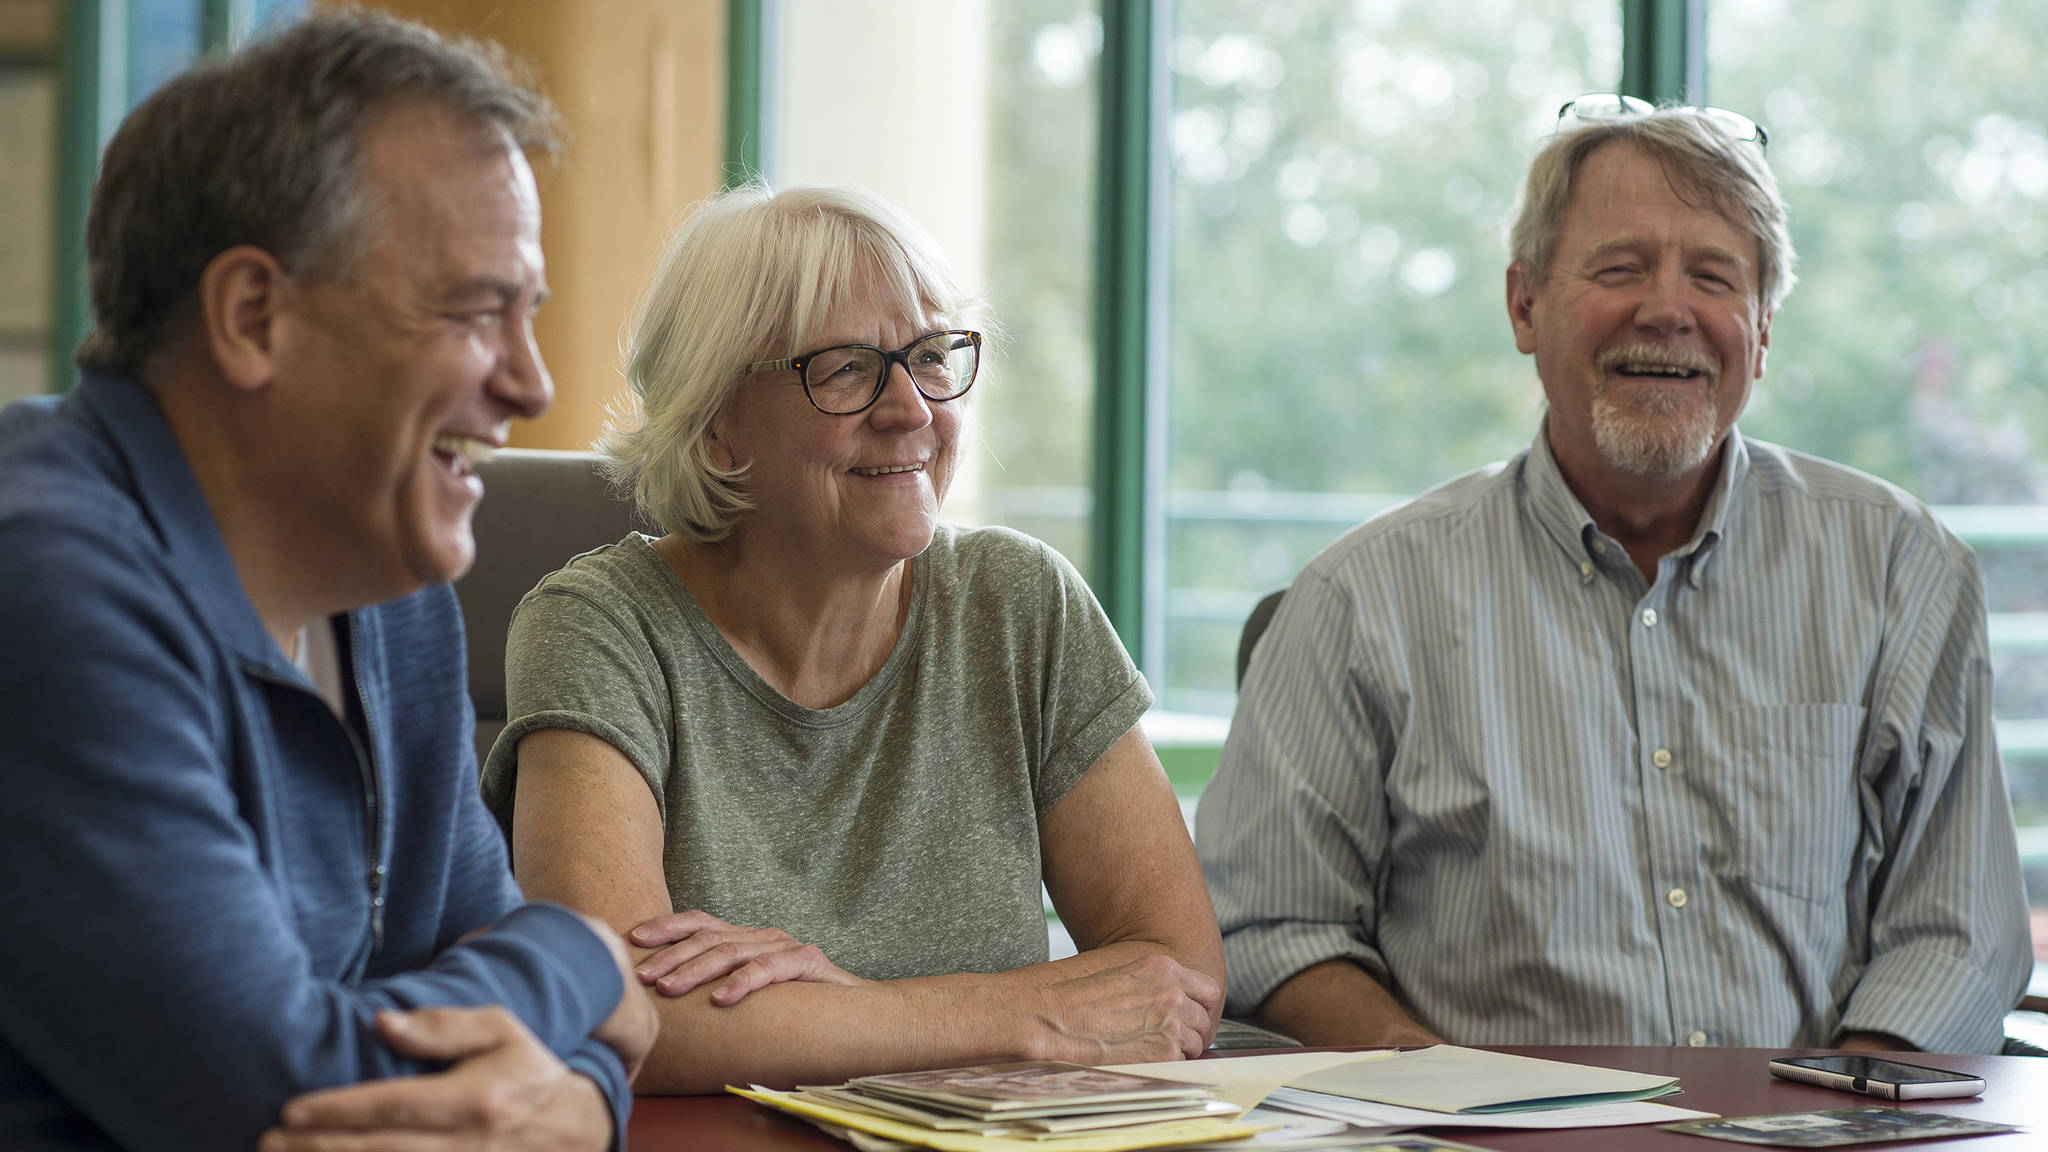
top-left (1197, 428), bottom-right (2031, 1054)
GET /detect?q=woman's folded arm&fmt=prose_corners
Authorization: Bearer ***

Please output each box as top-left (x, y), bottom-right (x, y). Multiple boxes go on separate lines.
top-left (505, 725), bottom-right (1222, 1094)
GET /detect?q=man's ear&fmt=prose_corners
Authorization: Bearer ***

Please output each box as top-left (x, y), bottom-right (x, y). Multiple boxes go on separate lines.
top-left (197, 245), bottom-right (290, 393)
top-left (1754, 307), bottom-right (1773, 380)
top-left (1506, 262), bottom-right (1541, 355)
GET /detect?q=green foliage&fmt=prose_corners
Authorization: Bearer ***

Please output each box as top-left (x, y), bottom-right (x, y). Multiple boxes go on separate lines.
top-left (1155, 0), bottom-right (1617, 700)
top-left (1713, 1), bottom-right (2048, 506)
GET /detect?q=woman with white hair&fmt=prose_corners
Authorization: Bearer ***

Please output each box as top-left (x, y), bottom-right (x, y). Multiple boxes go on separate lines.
top-left (482, 184), bottom-right (1223, 1093)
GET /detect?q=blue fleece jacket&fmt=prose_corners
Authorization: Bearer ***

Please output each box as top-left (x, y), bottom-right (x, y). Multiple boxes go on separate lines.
top-left (0, 373), bottom-right (629, 1149)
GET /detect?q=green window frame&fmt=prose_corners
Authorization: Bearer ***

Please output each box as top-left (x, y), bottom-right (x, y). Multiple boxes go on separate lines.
top-left (52, 0), bottom-right (275, 394)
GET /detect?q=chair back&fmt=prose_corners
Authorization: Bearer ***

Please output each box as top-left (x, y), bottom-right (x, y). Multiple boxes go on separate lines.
top-left (452, 448), bottom-right (649, 766)
top-left (1235, 587), bottom-right (1289, 687)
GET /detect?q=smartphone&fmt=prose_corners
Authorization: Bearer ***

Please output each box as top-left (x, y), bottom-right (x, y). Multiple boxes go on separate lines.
top-left (1767, 1054), bottom-right (1986, 1100)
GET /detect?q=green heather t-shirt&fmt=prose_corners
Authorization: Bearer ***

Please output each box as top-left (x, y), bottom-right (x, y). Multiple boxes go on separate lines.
top-left (481, 523), bottom-right (1151, 981)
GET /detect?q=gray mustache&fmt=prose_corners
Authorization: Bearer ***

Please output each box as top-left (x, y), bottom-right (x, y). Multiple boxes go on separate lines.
top-left (1596, 343), bottom-right (1718, 377)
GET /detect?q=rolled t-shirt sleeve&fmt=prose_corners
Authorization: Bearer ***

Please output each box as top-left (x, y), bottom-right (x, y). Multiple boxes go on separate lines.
top-left (484, 567), bottom-right (676, 829)
top-left (1024, 535), bottom-right (1154, 815)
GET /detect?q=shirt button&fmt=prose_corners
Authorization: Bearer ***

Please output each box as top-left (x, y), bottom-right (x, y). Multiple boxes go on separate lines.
top-left (1666, 888), bottom-right (1688, 909)
top-left (1688, 1031), bottom-right (1708, 1047)
top-left (1579, 560), bottom-right (1594, 577)
top-left (1641, 608), bottom-right (1659, 627)
top-left (1591, 539), bottom-right (1607, 554)
top-left (1652, 748), bottom-right (1672, 768)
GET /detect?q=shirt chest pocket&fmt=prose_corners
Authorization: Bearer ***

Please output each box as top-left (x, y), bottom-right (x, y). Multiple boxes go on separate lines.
top-left (1722, 704), bottom-right (1867, 902)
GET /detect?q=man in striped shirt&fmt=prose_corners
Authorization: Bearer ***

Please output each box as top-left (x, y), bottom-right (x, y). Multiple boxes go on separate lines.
top-left (1197, 101), bottom-right (2032, 1055)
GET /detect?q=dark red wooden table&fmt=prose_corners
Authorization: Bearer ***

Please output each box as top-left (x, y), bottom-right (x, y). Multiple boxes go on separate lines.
top-left (626, 1046), bottom-right (2045, 1150)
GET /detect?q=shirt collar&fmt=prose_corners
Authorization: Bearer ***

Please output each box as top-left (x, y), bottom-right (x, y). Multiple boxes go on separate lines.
top-left (70, 370), bottom-right (300, 675)
top-left (1682, 432), bottom-right (1748, 586)
top-left (1521, 416), bottom-right (1750, 588)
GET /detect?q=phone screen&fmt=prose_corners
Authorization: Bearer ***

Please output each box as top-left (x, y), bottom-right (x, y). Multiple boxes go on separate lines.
top-left (1777, 1055), bottom-right (1982, 1084)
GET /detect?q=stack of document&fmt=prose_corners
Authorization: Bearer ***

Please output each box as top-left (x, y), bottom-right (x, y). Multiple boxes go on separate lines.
top-left (823, 1061), bottom-right (1238, 1132)
top-left (732, 1060), bottom-right (1261, 1151)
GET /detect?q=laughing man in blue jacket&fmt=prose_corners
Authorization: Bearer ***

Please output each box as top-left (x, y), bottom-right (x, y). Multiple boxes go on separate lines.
top-left (0, 12), bottom-right (656, 1150)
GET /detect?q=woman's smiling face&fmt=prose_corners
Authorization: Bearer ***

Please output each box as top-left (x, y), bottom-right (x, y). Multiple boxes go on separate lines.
top-left (712, 265), bottom-right (963, 571)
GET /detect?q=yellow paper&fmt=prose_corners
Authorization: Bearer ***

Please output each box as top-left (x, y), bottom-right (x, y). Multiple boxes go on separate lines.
top-left (1099, 1050), bottom-right (1399, 1112)
top-left (729, 1085), bottom-right (1263, 1152)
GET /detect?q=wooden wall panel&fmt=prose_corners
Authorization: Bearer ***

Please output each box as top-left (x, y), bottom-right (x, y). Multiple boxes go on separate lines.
top-left (333, 0), bottom-right (726, 450)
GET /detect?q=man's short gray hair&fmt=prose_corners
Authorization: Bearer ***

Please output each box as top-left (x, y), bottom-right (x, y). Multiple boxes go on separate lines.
top-left (76, 7), bottom-right (560, 375)
top-left (604, 183), bottom-right (981, 543)
top-left (1507, 106), bottom-right (1797, 313)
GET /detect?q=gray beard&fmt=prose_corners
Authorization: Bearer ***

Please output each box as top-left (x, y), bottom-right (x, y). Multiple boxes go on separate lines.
top-left (1589, 386), bottom-right (1720, 478)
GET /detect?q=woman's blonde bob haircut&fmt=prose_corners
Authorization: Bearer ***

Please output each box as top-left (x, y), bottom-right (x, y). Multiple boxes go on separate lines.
top-left (1507, 106), bottom-right (1798, 314)
top-left (602, 183), bottom-right (980, 542)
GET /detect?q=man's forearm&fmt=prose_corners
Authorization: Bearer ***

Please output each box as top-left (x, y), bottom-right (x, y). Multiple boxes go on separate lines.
top-left (1255, 959), bottom-right (1443, 1048)
top-left (261, 1010), bottom-right (621, 1152)
top-left (564, 1043), bottom-right (633, 1145)
top-left (1838, 1030), bottom-right (1915, 1052)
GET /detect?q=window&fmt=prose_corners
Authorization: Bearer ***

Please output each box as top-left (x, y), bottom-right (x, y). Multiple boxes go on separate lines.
top-left (43, 0), bottom-right (307, 394)
top-left (766, 0), bottom-right (1102, 574)
top-left (0, 1), bottom-right (56, 405)
top-left (757, 0), bottom-right (2048, 985)
top-left (1162, 0), bottom-right (1622, 715)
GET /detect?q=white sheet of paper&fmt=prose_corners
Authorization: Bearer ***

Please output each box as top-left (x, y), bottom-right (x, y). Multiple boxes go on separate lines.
top-left (1166, 1106), bottom-right (1384, 1150)
top-left (1287, 1044), bottom-right (1679, 1113)
top-left (1231, 1107), bottom-right (1349, 1140)
top-left (1100, 1050), bottom-right (1398, 1111)
top-left (1262, 1085), bottom-right (1717, 1130)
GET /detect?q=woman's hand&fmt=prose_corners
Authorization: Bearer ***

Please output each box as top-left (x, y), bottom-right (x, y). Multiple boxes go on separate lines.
top-left (1033, 953), bottom-right (1223, 1063)
top-left (629, 909), bottom-right (864, 1005)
